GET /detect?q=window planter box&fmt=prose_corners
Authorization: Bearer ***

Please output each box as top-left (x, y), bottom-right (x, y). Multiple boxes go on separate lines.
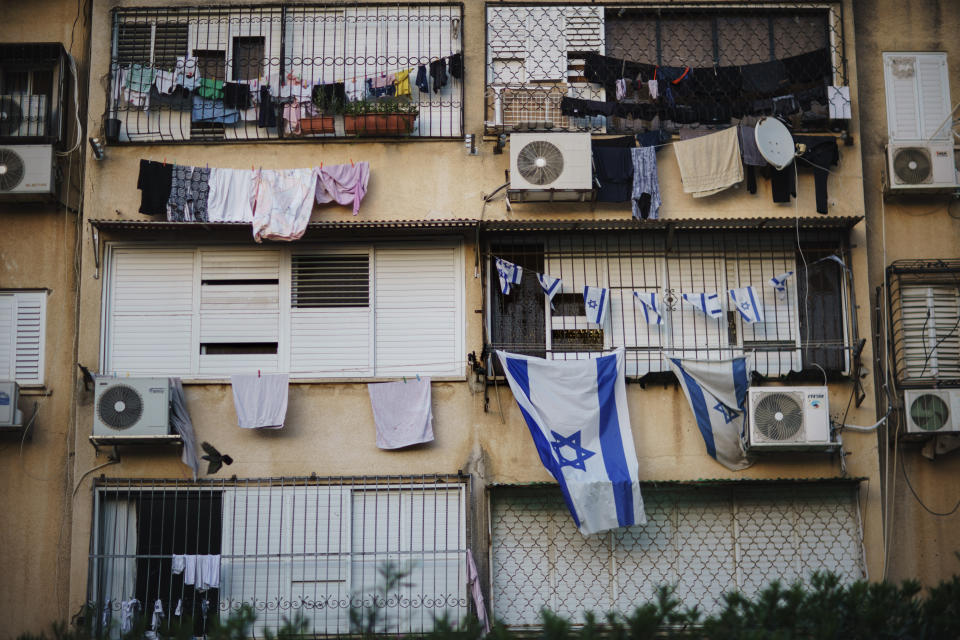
top-left (343, 113), bottom-right (417, 136)
top-left (299, 116), bottom-right (336, 135)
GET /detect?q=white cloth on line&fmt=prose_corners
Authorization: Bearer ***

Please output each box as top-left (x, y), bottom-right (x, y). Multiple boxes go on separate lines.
top-left (183, 554), bottom-right (197, 585)
top-left (368, 377), bottom-right (434, 449)
top-left (120, 599), bottom-right (139, 634)
top-left (672, 126), bottom-right (743, 197)
top-left (174, 599), bottom-right (182, 617)
top-left (152, 599), bottom-right (164, 631)
top-left (154, 70), bottom-right (176, 95)
top-left (195, 554), bottom-right (221, 591)
top-left (252, 168), bottom-right (318, 242)
top-left (206, 168), bottom-right (257, 222)
top-left (466, 550), bottom-right (491, 634)
top-left (171, 554), bottom-right (186, 574)
top-left (231, 374), bottom-right (290, 429)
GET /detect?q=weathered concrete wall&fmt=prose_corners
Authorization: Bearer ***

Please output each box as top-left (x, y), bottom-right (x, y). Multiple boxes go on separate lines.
top-left (854, 0), bottom-right (960, 585)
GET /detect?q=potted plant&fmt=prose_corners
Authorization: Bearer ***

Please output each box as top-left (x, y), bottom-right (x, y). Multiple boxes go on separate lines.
top-left (343, 97), bottom-right (419, 136)
top-left (300, 91), bottom-right (343, 135)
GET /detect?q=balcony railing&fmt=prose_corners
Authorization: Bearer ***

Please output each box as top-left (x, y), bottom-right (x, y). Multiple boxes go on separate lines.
top-left (485, 3), bottom-right (849, 136)
top-left (105, 4), bottom-right (464, 144)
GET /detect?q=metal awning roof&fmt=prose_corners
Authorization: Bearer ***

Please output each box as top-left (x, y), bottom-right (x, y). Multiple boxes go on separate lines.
top-left (490, 476), bottom-right (867, 488)
top-left (89, 218), bottom-right (481, 234)
top-left (481, 216), bottom-right (863, 232)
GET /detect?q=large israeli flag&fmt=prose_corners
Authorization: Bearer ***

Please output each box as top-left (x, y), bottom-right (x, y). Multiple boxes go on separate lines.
top-left (496, 348), bottom-right (646, 535)
top-left (667, 356), bottom-right (754, 471)
top-left (728, 286), bottom-right (764, 323)
top-left (583, 286), bottom-right (610, 325)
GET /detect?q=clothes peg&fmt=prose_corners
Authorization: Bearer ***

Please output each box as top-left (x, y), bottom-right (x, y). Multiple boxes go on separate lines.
top-left (402, 376), bottom-right (407, 383)
top-left (416, 373), bottom-right (421, 382)
top-left (257, 369), bottom-right (261, 378)
top-left (350, 158), bottom-right (354, 167)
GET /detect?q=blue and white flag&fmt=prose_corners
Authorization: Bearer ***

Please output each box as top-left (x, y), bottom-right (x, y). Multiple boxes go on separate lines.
top-left (495, 258), bottom-right (523, 295)
top-left (728, 286), bottom-right (765, 323)
top-left (667, 357), bottom-right (754, 471)
top-left (496, 348), bottom-right (646, 535)
top-left (537, 273), bottom-right (562, 308)
top-left (583, 286), bottom-right (609, 325)
top-left (633, 292), bottom-right (663, 325)
top-left (768, 271), bottom-right (793, 298)
top-left (682, 292), bottom-right (723, 318)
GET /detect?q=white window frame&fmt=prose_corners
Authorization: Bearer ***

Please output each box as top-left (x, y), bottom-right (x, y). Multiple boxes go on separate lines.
top-left (0, 290), bottom-right (47, 386)
top-left (897, 282), bottom-right (960, 382)
top-left (100, 241), bottom-right (465, 381)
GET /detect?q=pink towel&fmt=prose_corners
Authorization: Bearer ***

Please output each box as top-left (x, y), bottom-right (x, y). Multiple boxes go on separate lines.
top-left (315, 162), bottom-right (370, 215)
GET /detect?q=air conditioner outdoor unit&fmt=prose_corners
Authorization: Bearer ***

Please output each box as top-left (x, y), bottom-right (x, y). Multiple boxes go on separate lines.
top-left (0, 381), bottom-right (23, 428)
top-left (0, 145), bottom-right (55, 195)
top-left (903, 389), bottom-right (960, 435)
top-left (885, 142), bottom-right (959, 192)
top-left (93, 377), bottom-right (171, 437)
top-left (0, 95), bottom-right (48, 138)
top-left (747, 386), bottom-right (832, 451)
top-left (508, 132), bottom-right (593, 202)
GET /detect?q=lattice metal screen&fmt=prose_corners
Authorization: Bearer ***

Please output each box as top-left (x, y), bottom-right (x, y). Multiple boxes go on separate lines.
top-left (88, 476), bottom-right (468, 638)
top-left (107, 4), bottom-right (464, 143)
top-left (487, 229), bottom-right (853, 379)
top-left (485, 3), bottom-right (848, 135)
top-left (490, 483), bottom-right (865, 626)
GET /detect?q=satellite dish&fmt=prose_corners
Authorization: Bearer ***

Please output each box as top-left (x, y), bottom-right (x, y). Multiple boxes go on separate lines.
top-left (755, 117), bottom-right (796, 171)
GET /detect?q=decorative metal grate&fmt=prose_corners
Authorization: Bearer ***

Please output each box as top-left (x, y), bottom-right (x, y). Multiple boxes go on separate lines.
top-left (490, 482), bottom-right (866, 626)
top-left (486, 229), bottom-right (853, 379)
top-left (88, 475), bottom-right (469, 638)
top-left (106, 4), bottom-right (464, 144)
top-left (485, 3), bottom-right (848, 135)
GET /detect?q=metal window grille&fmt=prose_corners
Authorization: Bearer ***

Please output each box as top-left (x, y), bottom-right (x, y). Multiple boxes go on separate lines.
top-left (0, 43), bottom-right (68, 143)
top-left (485, 3), bottom-right (848, 135)
top-left (486, 229), bottom-right (852, 379)
top-left (887, 259), bottom-right (960, 387)
top-left (107, 4), bottom-right (464, 144)
top-left (490, 482), bottom-right (866, 626)
top-left (88, 475), bottom-right (470, 638)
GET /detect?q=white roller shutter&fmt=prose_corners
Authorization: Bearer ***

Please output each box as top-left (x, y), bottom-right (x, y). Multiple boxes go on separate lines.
top-left (106, 249), bottom-right (195, 376)
top-left (374, 244), bottom-right (462, 377)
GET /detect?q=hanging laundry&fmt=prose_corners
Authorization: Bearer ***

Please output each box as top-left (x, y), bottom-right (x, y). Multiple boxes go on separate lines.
top-left (795, 135), bottom-right (839, 214)
top-left (252, 168), bottom-right (318, 242)
top-left (593, 144), bottom-right (634, 202)
top-left (195, 555), bottom-right (221, 591)
top-left (345, 78), bottom-right (365, 102)
top-left (124, 64), bottom-right (155, 108)
top-left (368, 377), bottom-right (434, 449)
top-left (633, 292), bottom-right (663, 325)
top-left (223, 82), bottom-right (252, 109)
top-left (415, 65), bottom-right (429, 93)
top-left (771, 161), bottom-right (796, 203)
top-left (636, 129), bottom-right (669, 148)
top-left (672, 126), bottom-right (743, 197)
top-left (149, 84), bottom-right (192, 110)
top-left (772, 94), bottom-right (799, 117)
top-left (738, 124), bottom-right (766, 195)
top-left (137, 159), bottom-right (173, 216)
top-left (195, 78), bottom-right (224, 101)
top-left (120, 600), bottom-right (140, 634)
top-left (173, 599), bottom-right (182, 617)
top-left (231, 374), bottom-right (289, 429)
top-left (631, 146), bottom-right (661, 220)
top-left (429, 58), bottom-right (448, 93)
top-left (367, 74), bottom-right (396, 98)
top-left (769, 271), bottom-right (794, 298)
top-left (583, 286), bottom-right (609, 325)
top-left (394, 69), bottom-right (412, 97)
top-left (154, 69), bottom-right (177, 95)
top-left (101, 600), bottom-right (112, 631)
top-left (151, 599), bottom-right (164, 632)
top-left (537, 273), bottom-right (562, 308)
top-left (647, 79), bottom-right (658, 100)
top-left (174, 56), bottom-right (199, 90)
top-left (166, 165), bottom-right (210, 223)
top-left (728, 287), bottom-right (765, 323)
top-left (191, 96), bottom-right (241, 124)
top-left (282, 99), bottom-right (302, 135)
top-left (206, 168), bottom-right (257, 222)
top-left (169, 378), bottom-right (201, 480)
top-left (314, 161), bottom-right (370, 215)
top-left (448, 53), bottom-right (463, 80)
top-left (172, 555), bottom-right (186, 575)
top-left (495, 258), bottom-right (523, 295)
top-left (258, 86), bottom-right (277, 128)
top-left (682, 292), bottom-right (723, 318)
top-left (466, 550), bottom-right (490, 635)
top-left (615, 78), bottom-right (627, 101)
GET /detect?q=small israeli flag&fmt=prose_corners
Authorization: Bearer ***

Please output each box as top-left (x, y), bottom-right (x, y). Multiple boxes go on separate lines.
top-left (682, 292), bottom-right (723, 318)
top-left (728, 286), bottom-right (765, 323)
top-left (667, 356), bottom-right (754, 471)
top-left (633, 292), bottom-right (663, 325)
top-left (769, 271), bottom-right (793, 298)
top-left (537, 273), bottom-right (562, 308)
top-left (583, 286), bottom-right (609, 325)
top-left (495, 258), bottom-right (523, 295)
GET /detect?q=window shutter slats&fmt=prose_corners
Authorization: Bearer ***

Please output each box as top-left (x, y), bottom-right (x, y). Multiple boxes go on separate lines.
top-left (14, 294), bottom-right (44, 384)
top-left (0, 296), bottom-right (15, 381)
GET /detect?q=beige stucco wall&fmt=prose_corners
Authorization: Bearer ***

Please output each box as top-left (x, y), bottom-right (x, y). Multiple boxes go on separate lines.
top-left (0, 0), bottom-right (90, 634)
top-left (854, 0), bottom-right (960, 585)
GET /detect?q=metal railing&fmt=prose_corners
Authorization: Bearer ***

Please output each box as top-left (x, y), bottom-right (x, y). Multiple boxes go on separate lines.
top-left (105, 4), bottom-right (464, 144)
top-left (88, 475), bottom-right (470, 638)
top-left (485, 3), bottom-right (848, 135)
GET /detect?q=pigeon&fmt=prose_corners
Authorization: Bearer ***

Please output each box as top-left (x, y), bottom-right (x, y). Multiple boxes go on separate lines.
top-left (201, 441), bottom-right (234, 474)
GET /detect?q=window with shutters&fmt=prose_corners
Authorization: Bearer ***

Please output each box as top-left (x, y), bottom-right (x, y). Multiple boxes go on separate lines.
top-left (89, 476), bottom-right (468, 638)
top-left (0, 291), bottom-right (46, 386)
top-left (888, 260), bottom-right (960, 387)
top-left (115, 22), bottom-right (189, 69)
top-left (102, 243), bottom-right (464, 379)
top-left (486, 231), bottom-right (851, 379)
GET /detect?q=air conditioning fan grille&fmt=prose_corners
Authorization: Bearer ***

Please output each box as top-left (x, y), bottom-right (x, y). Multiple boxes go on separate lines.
top-left (893, 148), bottom-right (932, 184)
top-left (516, 140), bottom-right (564, 186)
top-left (0, 147), bottom-right (25, 191)
top-left (97, 384), bottom-right (145, 430)
top-left (0, 97), bottom-right (24, 136)
top-left (909, 393), bottom-right (950, 431)
top-left (754, 393), bottom-right (804, 441)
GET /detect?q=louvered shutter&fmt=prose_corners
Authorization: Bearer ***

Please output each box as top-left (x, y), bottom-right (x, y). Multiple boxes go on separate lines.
top-left (106, 249), bottom-right (195, 376)
top-left (13, 292), bottom-right (45, 385)
top-left (899, 284), bottom-right (960, 381)
top-left (884, 52), bottom-right (951, 141)
top-left (666, 251), bottom-right (728, 360)
top-left (197, 249), bottom-right (281, 375)
top-left (0, 296), bottom-right (15, 381)
top-left (374, 244), bottom-right (462, 377)
top-left (565, 6), bottom-right (603, 54)
top-left (290, 250), bottom-right (373, 377)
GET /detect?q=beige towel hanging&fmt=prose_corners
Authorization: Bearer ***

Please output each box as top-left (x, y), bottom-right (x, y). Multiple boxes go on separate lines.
top-left (673, 126), bottom-right (743, 197)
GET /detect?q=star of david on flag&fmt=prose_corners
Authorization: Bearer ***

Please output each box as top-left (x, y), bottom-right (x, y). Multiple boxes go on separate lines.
top-left (537, 273), bottom-right (562, 309)
top-left (583, 286), bottom-right (610, 325)
top-left (495, 258), bottom-right (523, 295)
top-left (633, 291), bottom-right (663, 325)
top-left (496, 348), bottom-right (646, 535)
top-left (728, 286), bottom-right (764, 323)
top-left (682, 292), bottom-right (724, 318)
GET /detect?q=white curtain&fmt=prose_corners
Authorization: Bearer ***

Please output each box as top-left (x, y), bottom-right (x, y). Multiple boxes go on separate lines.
top-left (97, 497), bottom-right (137, 638)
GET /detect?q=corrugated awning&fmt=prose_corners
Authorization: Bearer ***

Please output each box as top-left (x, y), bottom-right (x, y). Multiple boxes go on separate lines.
top-left (90, 218), bottom-right (481, 233)
top-left (481, 216), bottom-right (862, 233)
top-left (489, 476), bottom-right (867, 488)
